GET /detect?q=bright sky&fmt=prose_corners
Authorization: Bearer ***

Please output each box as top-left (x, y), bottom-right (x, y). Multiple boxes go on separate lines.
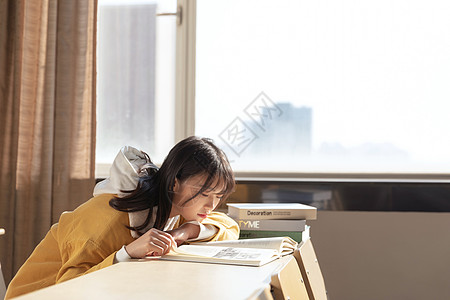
top-left (195, 0), bottom-right (450, 171)
top-left (97, 0), bottom-right (450, 173)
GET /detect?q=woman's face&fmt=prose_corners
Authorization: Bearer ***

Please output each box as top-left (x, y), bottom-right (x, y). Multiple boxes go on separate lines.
top-left (170, 174), bottom-right (224, 222)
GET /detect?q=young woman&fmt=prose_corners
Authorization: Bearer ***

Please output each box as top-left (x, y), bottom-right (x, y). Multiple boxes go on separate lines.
top-left (5, 136), bottom-right (239, 299)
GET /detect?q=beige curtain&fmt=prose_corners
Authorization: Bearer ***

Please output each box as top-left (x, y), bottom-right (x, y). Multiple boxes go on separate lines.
top-left (0, 0), bottom-right (97, 285)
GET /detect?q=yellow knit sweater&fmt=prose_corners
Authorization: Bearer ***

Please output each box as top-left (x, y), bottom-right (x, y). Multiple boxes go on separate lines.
top-left (5, 194), bottom-right (239, 299)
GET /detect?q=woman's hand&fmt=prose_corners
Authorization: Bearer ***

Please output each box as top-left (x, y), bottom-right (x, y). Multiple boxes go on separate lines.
top-left (125, 228), bottom-right (176, 258)
top-left (166, 223), bottom-right (200, 246)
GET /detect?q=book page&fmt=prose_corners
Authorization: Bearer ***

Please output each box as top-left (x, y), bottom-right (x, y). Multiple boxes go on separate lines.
top-left (165, 245), bottom-right (278, 261)
top-left (193, 237), bottom-right (298, 255)
top-left (279, 238), bottom-right (298, 256)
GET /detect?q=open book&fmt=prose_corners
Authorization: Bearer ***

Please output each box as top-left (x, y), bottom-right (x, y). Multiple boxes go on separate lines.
top-left (156, 237), bottom-right (298, 267)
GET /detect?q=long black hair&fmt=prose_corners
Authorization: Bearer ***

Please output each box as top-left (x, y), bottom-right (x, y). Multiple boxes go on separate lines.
top-left (109, 136), bottom-right (235, 234)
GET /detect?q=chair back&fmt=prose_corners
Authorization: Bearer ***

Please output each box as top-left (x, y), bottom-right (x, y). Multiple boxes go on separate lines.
top-left (271, 256), bottom-right (310, 299)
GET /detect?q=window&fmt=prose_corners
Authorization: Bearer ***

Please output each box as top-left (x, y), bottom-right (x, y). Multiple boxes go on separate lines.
top-left (96, 0), bottom-right (177, 177)
top-left (195, 0), bottom-right (450, 175)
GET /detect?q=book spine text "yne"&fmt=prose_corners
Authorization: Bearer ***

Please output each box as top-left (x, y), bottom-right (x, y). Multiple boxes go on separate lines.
top-left (238, 221), bottom-right (260, 229)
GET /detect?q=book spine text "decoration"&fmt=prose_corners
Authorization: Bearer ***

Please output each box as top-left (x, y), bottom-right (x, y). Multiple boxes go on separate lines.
top-left (247, 211), bottom-right (291, 216)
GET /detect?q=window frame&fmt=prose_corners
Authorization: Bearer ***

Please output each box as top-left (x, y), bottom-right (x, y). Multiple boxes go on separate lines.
top-left (181, 0), bottom-right (450, 182)
top-left (95, 0), bottom-right (192, 178)
top-left (95, 1), bottom-right (450, 183)
top-left (175, 0), bottom-right (196, 141)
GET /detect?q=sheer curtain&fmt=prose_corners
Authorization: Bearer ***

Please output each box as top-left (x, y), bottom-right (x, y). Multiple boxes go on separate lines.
top-left (0, 0), bottom-right (97, 284)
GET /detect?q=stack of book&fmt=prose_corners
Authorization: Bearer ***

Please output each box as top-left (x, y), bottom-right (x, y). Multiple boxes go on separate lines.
top-left (227, 203), bottom-right (317, 243)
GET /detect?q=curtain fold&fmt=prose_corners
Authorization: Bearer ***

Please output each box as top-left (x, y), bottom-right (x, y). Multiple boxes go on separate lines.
top-left (0, 0), bottom-right (97, 285)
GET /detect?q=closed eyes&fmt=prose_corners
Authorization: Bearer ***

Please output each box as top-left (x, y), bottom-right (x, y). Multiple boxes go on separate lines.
top-left (201, 193), bottom-right (224, 199)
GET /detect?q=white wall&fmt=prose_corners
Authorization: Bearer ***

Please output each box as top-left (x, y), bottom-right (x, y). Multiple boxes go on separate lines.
top-left (309, 211), bottom-right (450, 300)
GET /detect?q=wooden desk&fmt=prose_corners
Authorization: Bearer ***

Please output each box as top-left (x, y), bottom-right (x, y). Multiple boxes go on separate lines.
top-left (13, 255), bottom-right (299, 300)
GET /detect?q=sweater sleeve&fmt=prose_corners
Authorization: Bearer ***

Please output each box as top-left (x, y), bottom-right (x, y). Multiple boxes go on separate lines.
top-left (184, 221), bottom-right (218, 242)
top-left (182, 212), bottom-right (240, 242)
top-left (54, 196), bottom-right (134, 284)
top-left (55, 239), bottom-right (118, 284)
top-left (5, 194), bottom-right (132, 299)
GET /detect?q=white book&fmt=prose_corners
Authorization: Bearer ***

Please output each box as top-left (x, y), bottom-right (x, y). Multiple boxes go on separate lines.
top-left (234, 218), bottom-right (307, 232)
top-left (227, 203), bottom-right (317, 220)
top-left (156, 237), bottom-right (298, 267)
